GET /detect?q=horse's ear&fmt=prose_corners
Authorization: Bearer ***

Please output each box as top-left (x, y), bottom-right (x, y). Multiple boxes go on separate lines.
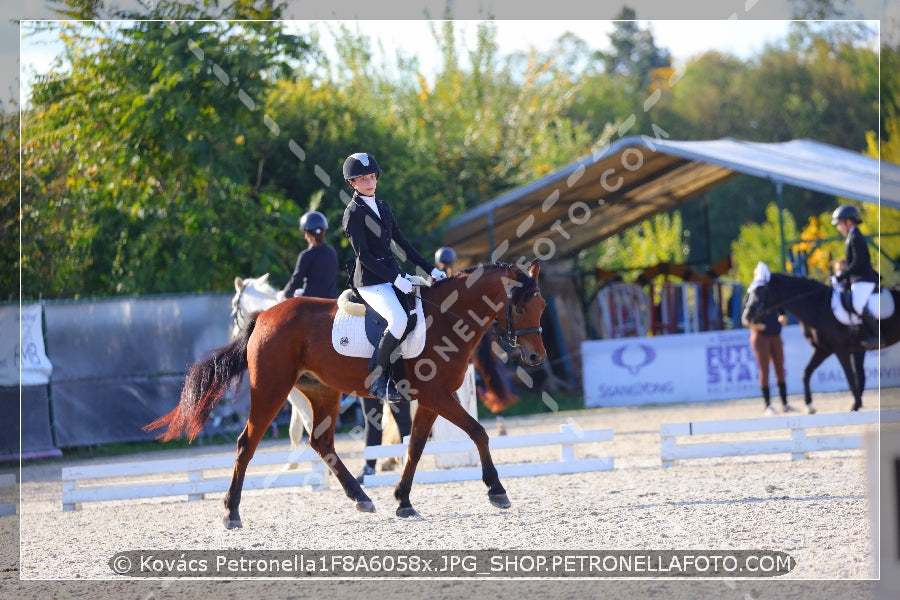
top-left (260, 273), bottom-right (270, 284)
top-left (528, 260), bottom-right (540, 282)
top-left (234, 277), bottom-right (244, 291)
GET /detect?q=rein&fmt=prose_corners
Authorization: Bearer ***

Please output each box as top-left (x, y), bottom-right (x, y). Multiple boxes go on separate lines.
top-left (420, 280), bottom-right (543, 349)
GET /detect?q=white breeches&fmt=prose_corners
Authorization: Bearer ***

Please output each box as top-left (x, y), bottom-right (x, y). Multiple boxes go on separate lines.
top-left (851, 281), bottom-right (876, 314)
top-left (358, 283), bottom-right (408, 339)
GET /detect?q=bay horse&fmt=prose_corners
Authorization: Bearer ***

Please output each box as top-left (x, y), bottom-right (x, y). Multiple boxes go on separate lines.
top-left (741, 268), bottom-right (900, 412)
top-left (145, 262), bottom-right (546, 528)
top-left (231, 274), bottom-right (519, 466)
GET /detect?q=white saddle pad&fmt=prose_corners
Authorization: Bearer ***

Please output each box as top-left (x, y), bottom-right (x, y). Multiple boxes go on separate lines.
top-left (830, 287), bottom-right (895, 326)
top-left (331, 296), bottom-right (427, 358)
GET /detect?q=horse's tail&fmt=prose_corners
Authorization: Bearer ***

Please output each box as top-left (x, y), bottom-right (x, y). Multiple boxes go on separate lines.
top-left (472, 333), bottom-right (519, 414)
top-left (144, 313), bottom-right (258, 442)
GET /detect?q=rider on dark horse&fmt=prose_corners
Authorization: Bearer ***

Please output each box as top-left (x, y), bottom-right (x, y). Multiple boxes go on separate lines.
top-left (341, 152), bottom-right (447, 402)
top-left (832, 204), bottom-right (882, 349)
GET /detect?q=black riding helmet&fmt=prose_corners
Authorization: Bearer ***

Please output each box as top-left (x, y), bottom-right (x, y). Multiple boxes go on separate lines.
top-left (435, 246), bottom-right (456, 265)
top-left (299, 211), bottom-right (328, 234)
top-left (343, 152), bottom-right (382, 183)
top-left (831, 204), bottom-right (861, 225)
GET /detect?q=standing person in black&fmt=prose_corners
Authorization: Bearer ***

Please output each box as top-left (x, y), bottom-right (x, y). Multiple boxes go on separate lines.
top-left (832, 204), bottom-right (882, 348)
top-left (277, 210), bottom-right (338, 301)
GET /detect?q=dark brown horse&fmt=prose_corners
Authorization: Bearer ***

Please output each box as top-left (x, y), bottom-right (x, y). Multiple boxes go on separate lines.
top-left (145, 262), bottom-right (547, 528)
top-left (742, 270), bottom-right (900, 412)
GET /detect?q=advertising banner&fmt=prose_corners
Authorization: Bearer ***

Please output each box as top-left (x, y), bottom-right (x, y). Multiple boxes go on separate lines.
top-left (0, 303), bottom-right (52, 386)
top-left (582, 325), bottom-right (900, 407)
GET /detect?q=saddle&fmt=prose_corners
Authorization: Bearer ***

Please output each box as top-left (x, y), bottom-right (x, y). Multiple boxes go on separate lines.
top-left (331, 277), bottom-right (429, 361)
top-left (830, 286), bottom-right (895, 326)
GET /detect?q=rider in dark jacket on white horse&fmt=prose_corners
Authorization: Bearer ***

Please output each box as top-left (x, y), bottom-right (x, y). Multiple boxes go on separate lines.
top-left (832, 204), bottom-right (882, 349)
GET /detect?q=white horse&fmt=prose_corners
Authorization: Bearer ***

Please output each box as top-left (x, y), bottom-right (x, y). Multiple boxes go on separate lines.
top-left (231, 274), bottom-right (404, 470)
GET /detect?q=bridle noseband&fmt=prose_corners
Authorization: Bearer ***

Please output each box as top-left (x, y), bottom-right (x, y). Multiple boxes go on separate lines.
top-left (500, 288), bottom-right (543, 348)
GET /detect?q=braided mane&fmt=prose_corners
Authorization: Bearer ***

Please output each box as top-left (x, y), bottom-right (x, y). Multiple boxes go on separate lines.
top-left (456, 262), bottom-right (539, 303)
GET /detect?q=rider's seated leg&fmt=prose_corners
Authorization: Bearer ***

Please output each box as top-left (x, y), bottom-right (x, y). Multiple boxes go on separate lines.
top-left (859, 306), bottom-right (882, 349)
top-left (369, 330), bottom-right (404, 401)
top-left (852, 281), bottom-right (881, 349)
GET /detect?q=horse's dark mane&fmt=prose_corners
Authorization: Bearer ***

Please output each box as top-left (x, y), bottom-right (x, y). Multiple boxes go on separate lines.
top-left (771, 272), bottom-right (831, 291)
top-left (455, 262), bottom-right (539, 303)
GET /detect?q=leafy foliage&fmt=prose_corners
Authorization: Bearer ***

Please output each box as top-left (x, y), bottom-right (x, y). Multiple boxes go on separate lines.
top-left (731, 203), bottom-right (801, 284)
top-left (11, 3), bottom-right (889, 302)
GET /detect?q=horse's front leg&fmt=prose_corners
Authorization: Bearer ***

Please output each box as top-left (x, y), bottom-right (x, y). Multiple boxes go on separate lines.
top-left (851, 351), bottom-right (866, 410)
top-left (393, 406), bottom-right (439, 518)
top-left (802, 347), bottom-right (832, 413)
top-left (834, 352), bottom-right (863, 411)
top-left (303, 387), bottom-right (375, 512)
top-left (404, 394), bottom-right (509, 516)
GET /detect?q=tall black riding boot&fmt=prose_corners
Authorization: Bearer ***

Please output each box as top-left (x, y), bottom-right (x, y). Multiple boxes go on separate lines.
top-left (368, 331), bottom-right (403, 401)
top-left (859, 308), bottom-right (882, 349)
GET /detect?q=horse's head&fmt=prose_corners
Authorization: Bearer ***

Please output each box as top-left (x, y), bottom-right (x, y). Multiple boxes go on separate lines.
top-left (498, 261), bottom-right (547, 366)
top-left (231, 274), bottom-right (279, 338)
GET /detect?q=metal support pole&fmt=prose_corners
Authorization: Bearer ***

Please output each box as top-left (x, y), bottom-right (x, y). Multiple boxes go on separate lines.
top-left (775, 181), bottom-right (787, 272)
top-left (487, 210), bottom-right (495, 259)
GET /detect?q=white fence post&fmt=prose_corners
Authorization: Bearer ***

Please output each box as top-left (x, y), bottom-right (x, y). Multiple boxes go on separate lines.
top-left (660, 409), bottom-right (900, 467)
top-left (61, 447), bottom-right (326, 511)
top-left (362, 424), bottom-right (614, 487)
top-left (0, 474), bottom-right (16, 517)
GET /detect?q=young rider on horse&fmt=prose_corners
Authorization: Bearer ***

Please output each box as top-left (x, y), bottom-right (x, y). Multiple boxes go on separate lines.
top-left (341, 152), bottom-right (447, 401)
top-left (832, 204), bottom-right (882, 349)
top-left (278, 210), bottom-right (339, 301)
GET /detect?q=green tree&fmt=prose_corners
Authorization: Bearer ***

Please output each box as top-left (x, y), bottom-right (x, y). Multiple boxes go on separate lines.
top-left (597, 7), bottom-right (671, 90)
top-left (731, 203), bottom-right (801, 285)
top-left (0, 109), bottom-right (18, 302)
top-left (582, 212), bottom-right (688, 277)
top-left (22, 16), bottom-right (308, 299)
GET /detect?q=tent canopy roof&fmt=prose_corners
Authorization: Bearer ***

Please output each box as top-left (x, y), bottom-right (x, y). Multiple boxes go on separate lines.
top-left (443, 136), bottom-right (900, 267)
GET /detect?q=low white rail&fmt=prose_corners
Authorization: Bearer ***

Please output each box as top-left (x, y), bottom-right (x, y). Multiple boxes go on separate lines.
top-left (660, 409), bottom-right (900, 467)
top-left (359, 423), bottom-right (614, 487)
top-left (62, 448), bottom-right (328, 511)
top-left (0, 473), bottom-right (16, 516)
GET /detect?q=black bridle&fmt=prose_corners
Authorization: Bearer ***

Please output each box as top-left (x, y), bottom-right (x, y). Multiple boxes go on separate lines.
top-left (500, 288), bottom-right (544, 348)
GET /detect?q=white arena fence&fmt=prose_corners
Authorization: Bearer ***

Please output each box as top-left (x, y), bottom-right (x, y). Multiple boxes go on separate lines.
top-left (60, 424), bottom-right (613, 509)
top-left (59, 409), bottom-right (898, 509)
top-left (660, 409), bottom-right (900, 467)
top-left (62, 448), bottom-right (328, 511)
top-left (0, 473), bottom-right (16, 516)
top-left (359, 423), bottom-right (614, 487)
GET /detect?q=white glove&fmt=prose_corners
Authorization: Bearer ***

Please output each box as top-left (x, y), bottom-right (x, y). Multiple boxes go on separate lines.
top-left (275, 290), bottom-right (287, 302)
top-left (393, 274), bottom-right (413, 294)
top-left (430, 267), bottom-right (447, 281)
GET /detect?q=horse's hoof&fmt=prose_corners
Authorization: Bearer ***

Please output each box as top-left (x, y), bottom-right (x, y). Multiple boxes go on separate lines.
top-left (851, 404), bottom-right (862, 412)
top-left (396, 506), bottom-right (419, 518)
top-left (489, 493), bottom-right (511, 509)
top-left (356, 500), bottom-right (376, 513)
top-left (223, 516), bottom-right (243, 529)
